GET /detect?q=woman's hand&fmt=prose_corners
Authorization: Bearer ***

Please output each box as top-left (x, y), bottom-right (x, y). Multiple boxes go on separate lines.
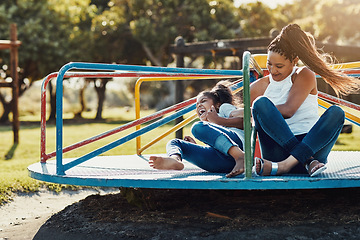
top-left (230, 108), bottom-right (244, 118)
top-left (184, 136), bottom-right (196, 144)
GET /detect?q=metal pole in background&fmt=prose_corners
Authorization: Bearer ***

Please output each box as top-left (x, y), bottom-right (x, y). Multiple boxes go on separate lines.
top-left (175, 36), bottom-right (185, 139)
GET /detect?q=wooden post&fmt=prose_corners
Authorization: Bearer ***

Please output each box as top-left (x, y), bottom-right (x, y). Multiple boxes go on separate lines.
top-left (10, 23), bottom-right (19, 144)
top-left (175, 36), bottom-right (185, 139)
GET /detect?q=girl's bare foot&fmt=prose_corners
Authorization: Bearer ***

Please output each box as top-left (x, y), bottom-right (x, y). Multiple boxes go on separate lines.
top-left (226, 157), bottom-right (244, 178)
top-left (149, 156), bottom-right (184, 170)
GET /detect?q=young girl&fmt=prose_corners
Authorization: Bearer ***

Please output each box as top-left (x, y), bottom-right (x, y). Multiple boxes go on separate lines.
top-left (149, 81), bottom-right (246, 178)
top-left (248, 23), bottom-right (359, 176)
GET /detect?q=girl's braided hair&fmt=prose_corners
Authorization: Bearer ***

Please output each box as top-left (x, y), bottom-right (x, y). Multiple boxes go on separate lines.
top-left (199, 80), bottom-right (240, 112)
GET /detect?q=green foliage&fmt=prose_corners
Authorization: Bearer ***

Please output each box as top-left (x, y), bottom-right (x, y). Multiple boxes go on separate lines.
top-left (237, 2), bottom-right (277, 37)
top-left (0, 0), bottom-right (76, 80)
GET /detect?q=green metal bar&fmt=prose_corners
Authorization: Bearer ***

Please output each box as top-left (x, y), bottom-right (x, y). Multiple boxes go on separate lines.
top-left (243, 51), bottom-right (252, 179)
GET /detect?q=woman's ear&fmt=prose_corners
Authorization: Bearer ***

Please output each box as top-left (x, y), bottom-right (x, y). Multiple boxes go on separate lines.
top-left (293, 57), bottom-right (299, 66)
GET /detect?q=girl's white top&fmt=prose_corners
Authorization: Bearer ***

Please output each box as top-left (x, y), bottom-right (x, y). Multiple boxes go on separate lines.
top-left (263, 67), bottom-right (319, 135)
top-left (218, 103), bottom-right (245, 145)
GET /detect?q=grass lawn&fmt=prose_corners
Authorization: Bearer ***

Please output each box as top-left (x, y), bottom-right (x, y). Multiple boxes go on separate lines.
top-left (0, 108), bottom-right (194, 204)
top-left (0, 107), bottom-right (359, 205)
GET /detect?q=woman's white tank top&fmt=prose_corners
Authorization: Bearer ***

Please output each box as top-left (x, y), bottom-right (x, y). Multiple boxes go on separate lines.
top-left (263, 67), bottom-right (319, 135)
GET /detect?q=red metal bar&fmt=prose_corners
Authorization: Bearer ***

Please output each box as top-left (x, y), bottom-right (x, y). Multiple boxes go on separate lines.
top-left (40, 71), bottom-right (212, 162)
top-left (318, 91), bottom-right (360, 111)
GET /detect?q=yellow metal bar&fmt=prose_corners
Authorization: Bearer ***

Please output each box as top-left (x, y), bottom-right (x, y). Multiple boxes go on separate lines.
top-left (331, 61), bottom-right (360, 69)
top-left (137, 113), bottom-right (198, 154)
top-left (318, 99), bottom-right (360, 124)
top-left (134, 75), bottom-right (238, 154)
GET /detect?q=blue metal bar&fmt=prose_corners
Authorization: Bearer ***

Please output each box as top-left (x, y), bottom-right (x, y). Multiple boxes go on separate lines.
top-left (62, 79), bottom-right (247, 172)
top-left (55, 62), bottom-right (247, 174)
top-left (60, 62), bottom-right (244, 76)
top-left (63, 104), bottom-right (196, 171)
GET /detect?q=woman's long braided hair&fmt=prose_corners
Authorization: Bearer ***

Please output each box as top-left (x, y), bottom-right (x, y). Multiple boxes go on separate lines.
top-left (268, 23), bottom-right (359, 96)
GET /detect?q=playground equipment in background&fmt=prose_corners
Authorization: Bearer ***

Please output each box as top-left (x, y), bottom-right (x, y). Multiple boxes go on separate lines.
top-left (28, 52), bottom-right (360, 190)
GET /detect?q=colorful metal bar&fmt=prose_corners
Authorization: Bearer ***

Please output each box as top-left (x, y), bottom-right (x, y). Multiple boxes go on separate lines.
top-left (136, 79), bottom-right (248, 154)
top-left (54, 62), bottom-right (244, 174)
top-left (331, 61), bottom-right (360, 69)
top-left (43, 97), bottom-right (196, 161)
top-left (318, 91), bottom-right (360, 111)
top-left (62, 103), bottom-right (196, 172)
top-left (242, 51), bottom-right (252, 179)
top-left (318, 99), bottom-right (360, 127)
top-left (137, 113), bottom-right (198, 154)
top-left (134, 75), bottom-right (240, 153)
top-left (40, 71), bottom-right (215, 162)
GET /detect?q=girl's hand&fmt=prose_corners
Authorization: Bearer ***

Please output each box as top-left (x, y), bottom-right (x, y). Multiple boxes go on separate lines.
top-left (199, 110), bottom-right (208, 121)
top-left (206, 105), bottom-right (219, 123)
top-left (184, 136), bottom-right (196, 144)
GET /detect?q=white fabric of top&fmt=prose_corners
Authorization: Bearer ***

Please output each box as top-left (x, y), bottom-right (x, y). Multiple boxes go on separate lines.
top-left (263, 67), bottom-right (319, 135)
top-left (218, 103), bottom-right (245, 145)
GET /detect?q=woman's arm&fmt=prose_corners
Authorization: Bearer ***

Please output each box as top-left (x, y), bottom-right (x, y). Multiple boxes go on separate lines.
top-left (250, 76), bottom-right (269, 105)
top-left (206, 106), bottom-right (244, 129)
top-left (276, 67), bottom-right (317, 118)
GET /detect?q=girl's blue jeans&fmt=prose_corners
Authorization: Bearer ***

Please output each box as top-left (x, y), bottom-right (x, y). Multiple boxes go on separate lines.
top-left (252, 96), bottom-right (345, 174)
top-left (166, 121), bottom-right (243, 173)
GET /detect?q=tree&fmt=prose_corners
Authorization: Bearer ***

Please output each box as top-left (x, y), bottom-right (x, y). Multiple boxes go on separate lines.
top-left (236, 1), bottom-right (278, 37)
top-left (121, 0), bottom-right (240, 66)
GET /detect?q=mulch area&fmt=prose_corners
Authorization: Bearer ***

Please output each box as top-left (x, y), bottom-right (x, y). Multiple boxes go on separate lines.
top-left (34, 187), bottom-right (360, 240)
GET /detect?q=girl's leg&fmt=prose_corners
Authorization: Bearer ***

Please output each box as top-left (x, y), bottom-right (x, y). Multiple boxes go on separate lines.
top-left (166, 138), bottom-right (236, 173)
top-left (191, 121), bottom-right (245, 176)
top-left (191, 121), bottom-right (243, 154)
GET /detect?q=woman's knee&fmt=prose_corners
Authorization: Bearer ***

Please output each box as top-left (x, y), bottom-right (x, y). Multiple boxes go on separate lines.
top-left (252, 96), bottom-right (274, 115)
top-left (326, 105), bottom-right (345, 124)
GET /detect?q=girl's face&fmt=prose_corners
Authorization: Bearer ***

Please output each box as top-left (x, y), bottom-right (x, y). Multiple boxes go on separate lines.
top-left (267, 51), bottom-right (297, 81)
top-left (196, 93), bottom-right (214, 117)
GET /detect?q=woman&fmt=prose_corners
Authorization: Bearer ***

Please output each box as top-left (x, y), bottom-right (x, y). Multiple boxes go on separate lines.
top-left (249, 23), bottom-right (359, 176)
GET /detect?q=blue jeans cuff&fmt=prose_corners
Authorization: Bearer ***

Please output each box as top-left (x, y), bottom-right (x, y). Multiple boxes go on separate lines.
top-left (214, 134), bottom-right (236, 156)
top-left (290, 141), bottom-right (314, 165)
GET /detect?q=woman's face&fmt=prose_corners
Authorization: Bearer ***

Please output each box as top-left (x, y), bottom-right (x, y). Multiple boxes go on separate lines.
top-left (196, 93), bottom-right (214, 118)
top-left (267, 51), bottom-right (296, 81)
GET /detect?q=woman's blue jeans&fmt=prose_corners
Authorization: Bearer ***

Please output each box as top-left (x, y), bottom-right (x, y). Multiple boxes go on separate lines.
top-left (252, 96), bottom-right (345, 174)
top-left (166, 121), bottom-right (243, 173)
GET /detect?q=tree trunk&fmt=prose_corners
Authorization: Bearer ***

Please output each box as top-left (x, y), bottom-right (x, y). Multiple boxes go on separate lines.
top-left (74, 80), bottom-right (88, 118)
top-left (142, 44), bottom-right (163, 67)
top-left (94, 78), bottom-right (109, 120)
top-left (0, 93), bottom-right (11, 123)
top-left (48, 80), bottom-right (56, 120)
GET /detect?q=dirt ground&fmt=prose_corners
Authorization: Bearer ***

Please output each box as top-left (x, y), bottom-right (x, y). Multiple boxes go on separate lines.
top-left (0, 188), bottom-right (118, 240)
top-left (25, 187), bottom-right (360, 240)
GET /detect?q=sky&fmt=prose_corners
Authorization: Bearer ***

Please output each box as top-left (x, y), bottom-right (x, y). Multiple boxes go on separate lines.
top-left (234, 0), bottom-right (295, 9)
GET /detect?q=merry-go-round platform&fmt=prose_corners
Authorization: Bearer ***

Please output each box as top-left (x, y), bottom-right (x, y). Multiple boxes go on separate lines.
top-left (28, 151), bottom-right (360, 190)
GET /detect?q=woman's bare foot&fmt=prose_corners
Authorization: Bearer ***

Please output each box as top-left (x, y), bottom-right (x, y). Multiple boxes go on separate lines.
top-left (226, 157), bottom-right (244, 178)
top-left (149, 156), bottom-right (184, 170)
